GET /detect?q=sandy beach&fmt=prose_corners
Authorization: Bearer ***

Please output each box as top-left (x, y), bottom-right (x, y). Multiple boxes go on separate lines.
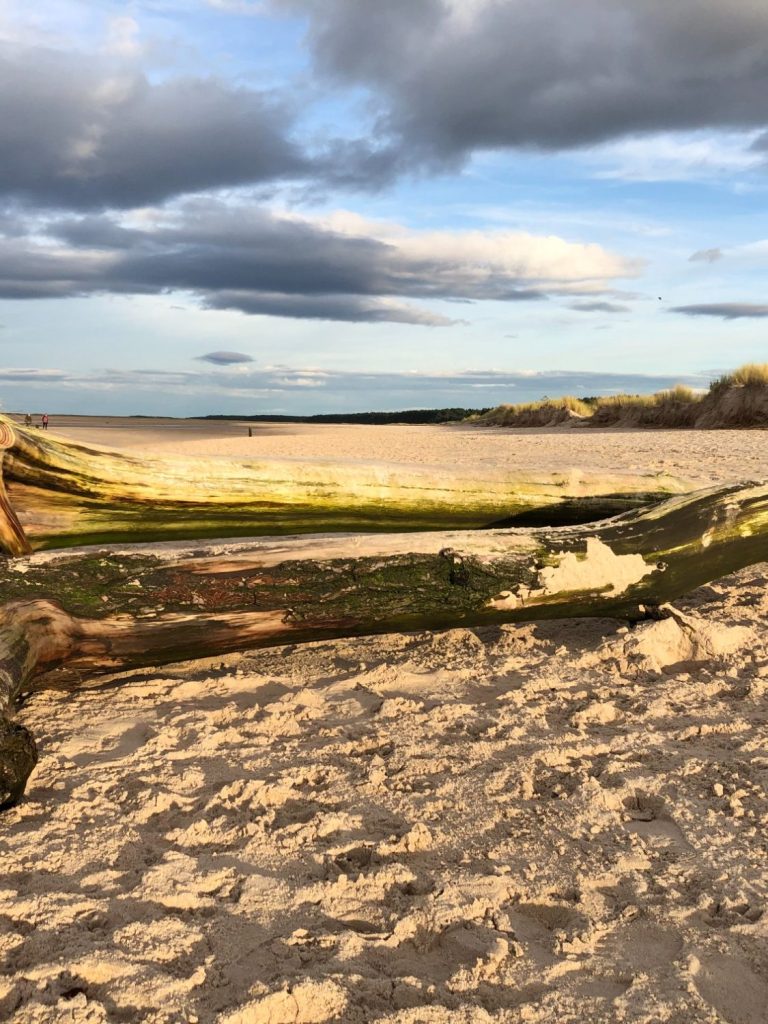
top-left (1, 420), bottom-right (767, 1023)
top-left (30, 414), bottom-right (768, 486)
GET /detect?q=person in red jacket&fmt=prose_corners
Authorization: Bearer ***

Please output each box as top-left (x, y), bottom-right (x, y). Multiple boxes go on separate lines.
top-left (41, 413), bottom-right (49, 430)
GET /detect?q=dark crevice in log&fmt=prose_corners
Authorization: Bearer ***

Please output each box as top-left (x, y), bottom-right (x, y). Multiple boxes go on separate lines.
top-left (485, 492), bottom-right (671, 528)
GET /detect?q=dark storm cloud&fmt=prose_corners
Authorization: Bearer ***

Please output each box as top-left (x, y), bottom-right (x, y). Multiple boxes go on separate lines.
top-left (52, 215), bottom-right (146, 250)
top-left (689, 248), bottom-right (724, 263)
top-left (0, 236), bottom-right (108, 299)
top-left (107, 208), bottom-right (397, 297)
top-left (197, 351), bottom-right (255, 365)
top-left (672, 303), bottom-right (768, 319)
top-left (281, 0), bottom-right (768, 163)
top-left (0, 43), bottom-right (308, 210)
top-left (0, 202), bottom-right (627, 323)
top-left (202, 290), bottom-right (455, 325)
top-left (5, 2), bottom-right (768, 215)
top-left (569, 301), bottom-right (630, 314)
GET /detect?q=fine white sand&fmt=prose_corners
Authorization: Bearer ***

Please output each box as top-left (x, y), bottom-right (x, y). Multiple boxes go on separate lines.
top-left (1, 420), bottom-right (767, 1023)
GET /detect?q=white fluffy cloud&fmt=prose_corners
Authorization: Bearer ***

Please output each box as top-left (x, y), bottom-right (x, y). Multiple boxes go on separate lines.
top-left (296, 210), bottom-right (635, 294)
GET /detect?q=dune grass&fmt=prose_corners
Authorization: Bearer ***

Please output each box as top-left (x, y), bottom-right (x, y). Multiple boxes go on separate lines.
top-left (698, 363), bottom-right (768, 427)
top-left (709, 362), bottom-right (768, 390)
top-left (596, 384), bottom-right (698, 409)
top-left (591, 385), bottom-right (700, 427)
top-left (477, 396), bottom-right (592, 427)
top-left (473, 365), bottom-right (768, 429)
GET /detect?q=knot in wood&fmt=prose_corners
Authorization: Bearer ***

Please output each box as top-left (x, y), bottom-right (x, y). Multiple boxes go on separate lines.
top-left (439, 547), bottom-right (471, 587)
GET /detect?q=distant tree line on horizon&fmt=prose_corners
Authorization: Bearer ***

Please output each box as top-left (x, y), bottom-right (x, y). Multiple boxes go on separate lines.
top-left (201, 408), bottom-right (491, 425)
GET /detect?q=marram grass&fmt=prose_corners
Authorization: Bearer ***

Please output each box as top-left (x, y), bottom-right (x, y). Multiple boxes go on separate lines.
top-left (476, 364), bottom-right (768, 429)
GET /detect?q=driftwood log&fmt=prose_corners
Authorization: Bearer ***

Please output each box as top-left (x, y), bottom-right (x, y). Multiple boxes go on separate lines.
top-left (1, 476), bottom-right (767, 806)
top-left (0, 415), bottom-right (694, 556)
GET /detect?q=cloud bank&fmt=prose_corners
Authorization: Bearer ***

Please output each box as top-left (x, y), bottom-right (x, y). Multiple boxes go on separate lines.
top-left (0, 43), bottom-right (310, 210)
top-left (0, 364), bottom-right (714, 417)
top-left (0, 203), bottom-right (634, 323)
top-left (672, 303), bottom-right (768, 320)
top-left (3, 2), bottom-right (768, 216)
top-left (1, 3), bottom-right (763, 338)
top-left (283, 0), bottom-right (768, 166)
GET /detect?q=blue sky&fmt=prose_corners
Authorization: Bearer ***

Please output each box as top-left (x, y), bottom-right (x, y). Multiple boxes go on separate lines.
top-left (1, 0), bottom-right (767, 415)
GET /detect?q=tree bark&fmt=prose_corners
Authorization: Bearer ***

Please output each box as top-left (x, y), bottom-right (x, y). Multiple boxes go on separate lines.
top-left (1, 476), bottom-right (766, 806)
top-left (0, 415), bottom-right (693, 555)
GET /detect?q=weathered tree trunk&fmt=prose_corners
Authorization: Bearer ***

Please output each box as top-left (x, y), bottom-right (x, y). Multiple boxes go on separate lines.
top-left (0, 415), bottom-right (693, 556)
top-left (1, 477), bottom-right (766, 806)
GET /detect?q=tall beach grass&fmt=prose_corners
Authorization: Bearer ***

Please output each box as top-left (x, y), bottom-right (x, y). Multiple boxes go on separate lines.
top-left (474, 364), bottom-right (768, 429)
top-left (478, 396), bottom-right (592, 427)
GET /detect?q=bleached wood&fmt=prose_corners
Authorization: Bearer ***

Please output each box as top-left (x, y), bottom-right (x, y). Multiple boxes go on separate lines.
top-left (0, 415), bottom-right (692, 555)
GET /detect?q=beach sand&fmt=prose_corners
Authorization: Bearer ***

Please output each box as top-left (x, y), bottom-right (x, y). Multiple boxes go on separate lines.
top-left (1, 420), bottom-right (767, 1023)
top-left (36, 415), bottom-right (768, 486)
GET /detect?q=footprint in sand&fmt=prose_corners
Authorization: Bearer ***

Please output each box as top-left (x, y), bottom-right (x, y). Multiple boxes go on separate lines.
top-left (220, 979), bottom-right (348, 1024)
top-left (690, 953), bottom-right (768, 1024)
top-left (624, 816), bottom-right (693, 849)
top-left (135, 851), bottom-right (239, 910)
top-left (622, 794), bottom-right (693, 850)
top-left (599, 921), bottom-right (683, 972)
top-left (502, 902), bottom-right (589, 963)
top-left (57, 716), bottom-right (156, 766)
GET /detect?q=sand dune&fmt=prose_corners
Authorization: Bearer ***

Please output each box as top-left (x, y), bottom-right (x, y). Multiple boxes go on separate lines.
top-left (0, 420), bottom-right (766, 1023)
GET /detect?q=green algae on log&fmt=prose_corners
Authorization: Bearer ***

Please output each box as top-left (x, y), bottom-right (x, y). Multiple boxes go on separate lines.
top-left (1, 476), bottom-right (767, 806)
top-left (0, 415), bottom-right (693, 556)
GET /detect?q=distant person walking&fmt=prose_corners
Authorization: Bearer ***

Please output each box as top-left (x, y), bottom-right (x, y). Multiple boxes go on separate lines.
top-left (24, 413), bottom-right (32, 427)
top-left (41, 413), bottom-right (49, 430)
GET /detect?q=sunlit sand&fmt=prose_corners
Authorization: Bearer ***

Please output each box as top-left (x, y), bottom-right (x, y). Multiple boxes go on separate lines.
top-left (2, 418), bottom-right (767, 1023)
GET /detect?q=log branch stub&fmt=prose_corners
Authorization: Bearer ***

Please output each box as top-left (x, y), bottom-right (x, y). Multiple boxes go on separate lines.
top-left (0, 718), bottom-right (36, 809)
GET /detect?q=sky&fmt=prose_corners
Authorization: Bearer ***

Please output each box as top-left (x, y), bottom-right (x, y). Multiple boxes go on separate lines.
top-left (1, 0), bottom-right (768, 416)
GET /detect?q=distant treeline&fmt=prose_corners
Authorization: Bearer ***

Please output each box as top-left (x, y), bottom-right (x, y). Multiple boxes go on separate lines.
top-left (202, 408), bottom-right (490, 425)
